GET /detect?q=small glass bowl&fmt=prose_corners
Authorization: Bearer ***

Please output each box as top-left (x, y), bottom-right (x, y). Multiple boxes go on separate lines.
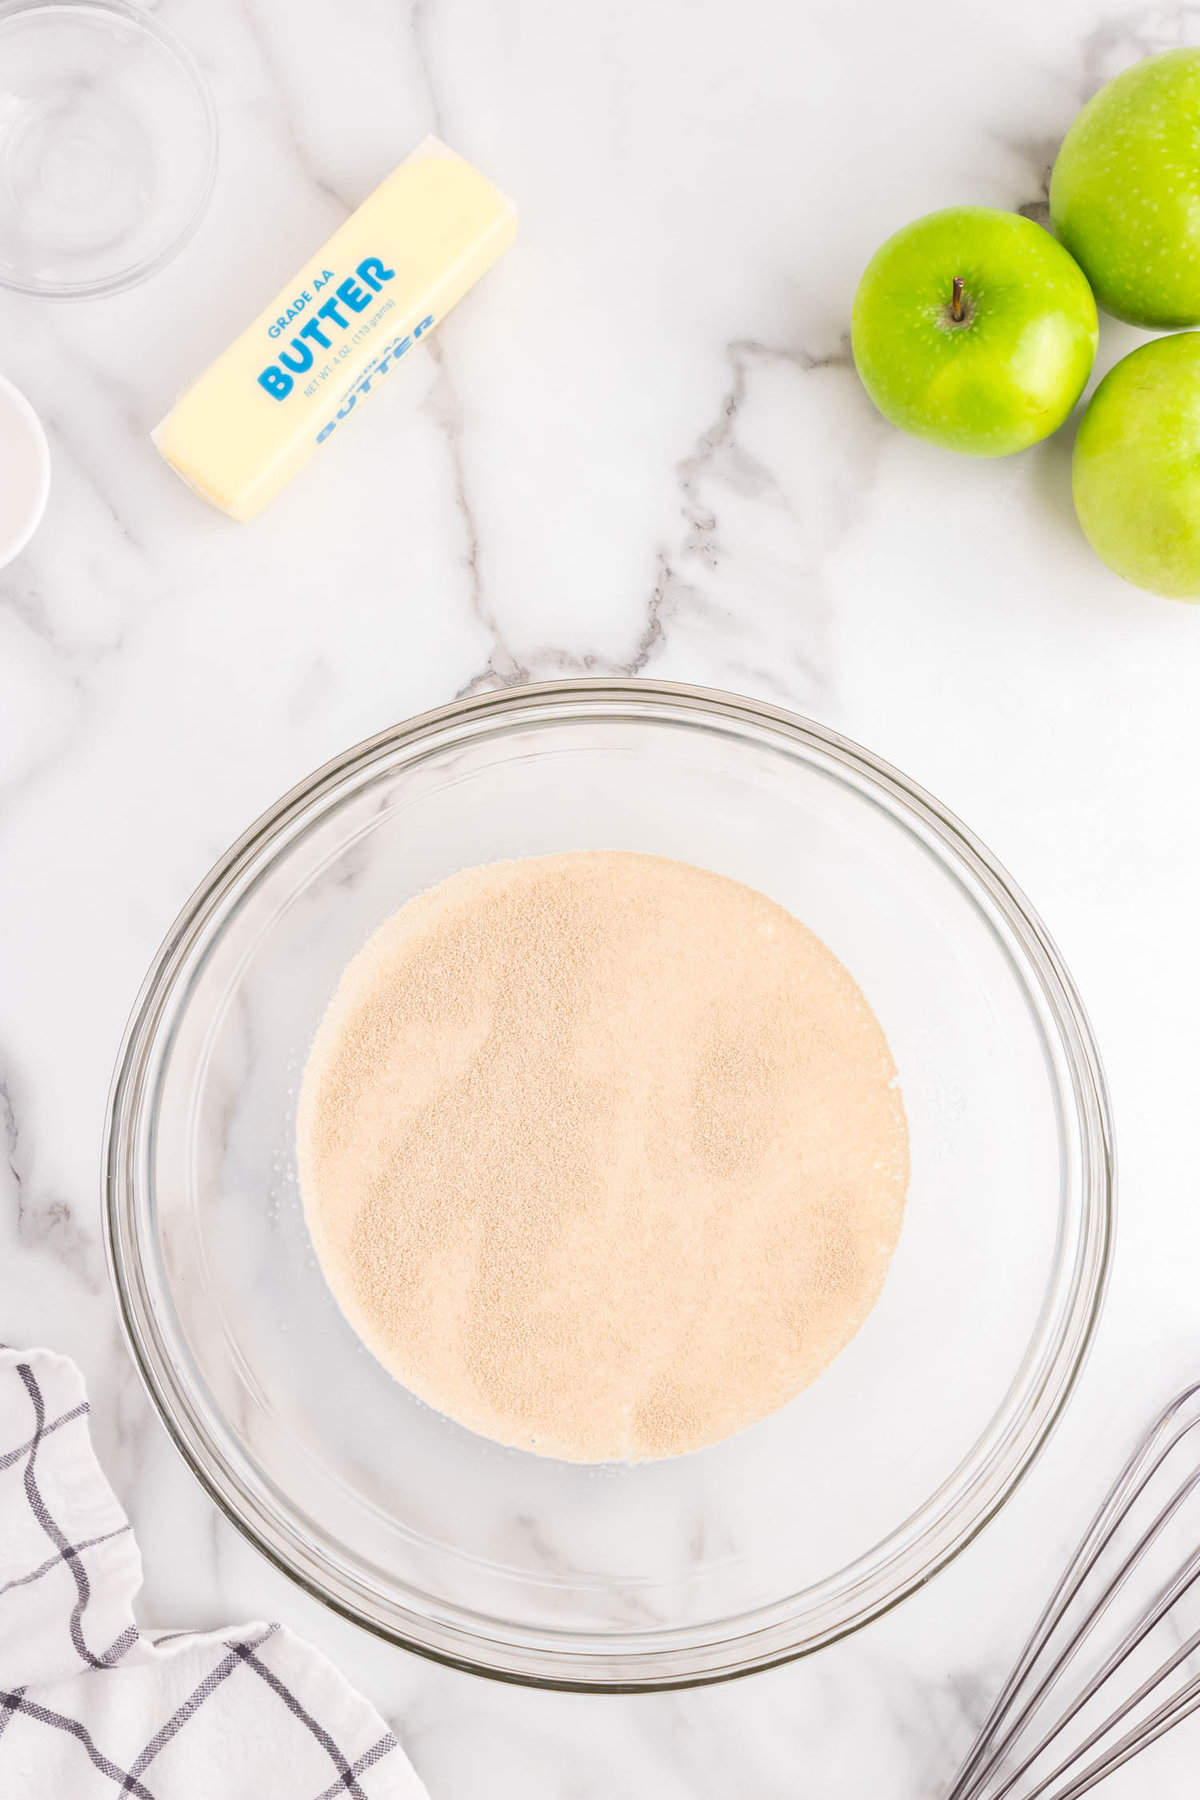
top-left (0, 372), bottom-right (50, 564)
top-left (105, 681), bottom-right (1113, 1689)
top-left (0, 0), bottom-right (217, 298)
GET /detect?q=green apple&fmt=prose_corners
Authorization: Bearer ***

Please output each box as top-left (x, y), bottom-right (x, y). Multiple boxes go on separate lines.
top-left (1073, 333), bottom-right (1200, 600)
top-left (1050, 49), bottom-right (1200, 329)
top-left (851, 207), bottom-right (1098, 455)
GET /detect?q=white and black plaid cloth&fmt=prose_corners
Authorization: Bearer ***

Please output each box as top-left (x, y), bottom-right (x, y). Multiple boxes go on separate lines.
top-left (0, 1346), bottom-right (427, 1800)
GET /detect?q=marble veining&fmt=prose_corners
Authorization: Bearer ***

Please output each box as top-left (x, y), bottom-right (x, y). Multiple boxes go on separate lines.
top-left (2, 0), bottom-right (1200, 1792)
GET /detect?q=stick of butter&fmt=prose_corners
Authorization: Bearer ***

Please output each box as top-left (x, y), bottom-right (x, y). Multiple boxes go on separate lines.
top-left (153, 137), bottom-right (516, 521)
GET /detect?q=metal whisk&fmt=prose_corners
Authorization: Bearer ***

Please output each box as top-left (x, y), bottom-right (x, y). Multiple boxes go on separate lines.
top-left (945, 1381), bottom-right (1200, 1800)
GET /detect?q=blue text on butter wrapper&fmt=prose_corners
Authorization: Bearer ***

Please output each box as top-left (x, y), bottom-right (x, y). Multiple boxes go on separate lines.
top-left (258, 258), bottom-right (396, 399)
top-left (314, 316), bottom-right (434, 444)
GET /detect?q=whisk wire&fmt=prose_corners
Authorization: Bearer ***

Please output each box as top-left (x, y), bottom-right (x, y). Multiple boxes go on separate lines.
top-left (946, 1382), bottom-right (1200, 1800)
top-left (947, 1387), bottom-right (1198, 1800)
top-left (1023, 1631), bottom-right (1200, 1800)
top-left (990, 1483), bottom-right (1200, 1800)
top-left (1046, 1662), bottom-right (1200, 1800)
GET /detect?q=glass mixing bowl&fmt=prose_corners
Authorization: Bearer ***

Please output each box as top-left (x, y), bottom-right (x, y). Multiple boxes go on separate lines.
top-left (105, 681), bottom-right (1113, 1688)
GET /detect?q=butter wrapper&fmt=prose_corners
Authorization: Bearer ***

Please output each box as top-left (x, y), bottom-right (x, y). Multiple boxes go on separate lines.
top-left (154, 138), bottom-right (516, 521)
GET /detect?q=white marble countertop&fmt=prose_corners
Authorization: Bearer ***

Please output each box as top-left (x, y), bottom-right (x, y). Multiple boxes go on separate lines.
top-left (3, 0), bottom-right (1200, 1792)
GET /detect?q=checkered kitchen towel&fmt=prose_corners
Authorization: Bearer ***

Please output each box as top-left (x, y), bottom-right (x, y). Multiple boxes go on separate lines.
top-left (0, 1346), bottom-right (427, 1799)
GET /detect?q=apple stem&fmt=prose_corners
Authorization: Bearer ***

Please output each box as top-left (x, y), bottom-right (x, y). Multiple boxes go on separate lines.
top-left (950, 276), bottom-right (966, 322)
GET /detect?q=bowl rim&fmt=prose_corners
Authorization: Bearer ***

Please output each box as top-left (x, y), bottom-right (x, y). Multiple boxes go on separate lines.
top-left (104, 678), bottom-right (1115, 1690)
